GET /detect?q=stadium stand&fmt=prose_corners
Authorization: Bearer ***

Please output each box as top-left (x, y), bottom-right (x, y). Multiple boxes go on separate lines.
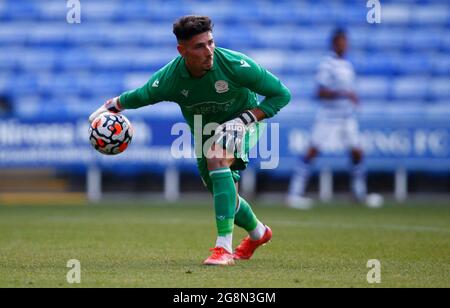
top-left (0, 0), bottom-right (448, 117)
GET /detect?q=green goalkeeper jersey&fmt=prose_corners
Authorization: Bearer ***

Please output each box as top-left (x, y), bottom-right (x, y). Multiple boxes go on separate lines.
top-left (119, 47), bottom-right (291, 137)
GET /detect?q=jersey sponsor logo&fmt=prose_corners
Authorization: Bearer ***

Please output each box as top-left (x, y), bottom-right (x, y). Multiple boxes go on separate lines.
top-left (240, 59), bottom-right (251, 68)
top-left (184, 99), bottom-right (236, 114)
top-left (152, 80), bottom-right (159, 88)
top-left (215, 80), bottom-right (229, 93)
top-left (181, 89), bottom-right (189, 98)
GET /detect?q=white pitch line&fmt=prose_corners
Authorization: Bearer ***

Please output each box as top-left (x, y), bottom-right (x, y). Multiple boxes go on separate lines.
top-left (267, 220), bottom-right (450, 234)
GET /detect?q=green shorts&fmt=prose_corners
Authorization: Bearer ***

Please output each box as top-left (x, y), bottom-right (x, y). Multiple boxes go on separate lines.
top-left (197, 122), bottom-right (265, 193)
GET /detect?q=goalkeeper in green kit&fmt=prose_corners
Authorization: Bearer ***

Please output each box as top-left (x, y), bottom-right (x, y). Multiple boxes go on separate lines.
top-left (89, 16), bottom-right (291, 265)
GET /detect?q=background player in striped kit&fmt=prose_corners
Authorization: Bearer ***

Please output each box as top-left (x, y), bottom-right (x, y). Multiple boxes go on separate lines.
top-left (287, 29), bottom-right (367, 209)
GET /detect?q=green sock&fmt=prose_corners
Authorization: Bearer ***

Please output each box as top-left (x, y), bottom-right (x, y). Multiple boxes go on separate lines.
top-left (234, 196), bottom-right (258, 232)
top-left (209, 168), bottom-right (236, 236)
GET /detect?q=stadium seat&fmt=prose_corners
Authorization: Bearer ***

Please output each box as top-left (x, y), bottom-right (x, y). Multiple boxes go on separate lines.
top-left (441, 34), bottom-right (450, 52)
top-left (9, 74), bottom-right (39, 95)
top-left (14, 50), bottom-right (56, 72)
top-left (392, 53), bottom-right (432, 75)
top-left (0, 74), bottom-right (11, 93)
top-left (391, 77), bottom-right (429, 100)
top-left (413, 5), bottom-right (449, 26)
top-left (356, 77), bottom-right (390, 100)
top-left (280, 52), bottom-right (323, 75)
top-left (283, 77), bottom-right (316, 99)
top-left (0, 51), bottom-right (17, 71)
top-left (0, 1), bottom-right (39, 21)
top-left (350, 52), bottom-right (394, 75)
top-left (428, 78), bottom-right (450, 100)
top-left (367, 29), bottom-right (407, 51)
top-left (379, 4), bottom-right (411, 25)
top-left (431, 55), bottom-right (450, 76)
top-left (405, 29), bottom-right (443, 51)
top-left (0, 24), bottom-right (28, 46)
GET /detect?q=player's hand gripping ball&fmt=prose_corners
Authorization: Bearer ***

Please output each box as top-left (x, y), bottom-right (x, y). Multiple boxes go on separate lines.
top-left (89, 112), bottom-right (133, 155)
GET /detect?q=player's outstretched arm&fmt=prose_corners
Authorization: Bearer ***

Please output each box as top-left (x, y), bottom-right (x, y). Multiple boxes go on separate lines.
top-left (118, 70), bottom-right (169, 110)
top-left (88, 96), bottom-right (123, 123)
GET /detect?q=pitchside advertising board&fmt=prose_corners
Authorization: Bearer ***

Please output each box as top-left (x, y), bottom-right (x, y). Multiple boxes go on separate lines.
top-left (0, 112), bottom-right (449, 173)
top-left (279, 112), bottom-right (450, 173)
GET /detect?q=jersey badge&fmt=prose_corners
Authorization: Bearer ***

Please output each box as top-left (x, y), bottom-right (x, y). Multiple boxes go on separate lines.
top-left (215, 80), bottom-right (229, 93)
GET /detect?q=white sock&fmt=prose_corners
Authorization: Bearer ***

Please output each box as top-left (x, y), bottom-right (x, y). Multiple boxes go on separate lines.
top-left (215, 234), bottom-right (233, 253)
top-left (288, 162), bottom-right (311, 197)
top-left (352, 163), bottom-right (367, 201)
top-left (249, 221), bottom-right (266, 241)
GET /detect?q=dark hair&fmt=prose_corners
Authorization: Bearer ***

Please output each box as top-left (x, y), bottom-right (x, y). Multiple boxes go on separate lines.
top-left (331, 28), bottom-right (347, 43)
top-left (173, 15), bottom-right (213, 42)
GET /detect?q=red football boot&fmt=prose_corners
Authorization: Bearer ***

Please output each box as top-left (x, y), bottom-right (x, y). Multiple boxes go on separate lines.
top-left (234, 226), bottom-right (272, 260)
top-left (203, 247), bottom-right (235, 266)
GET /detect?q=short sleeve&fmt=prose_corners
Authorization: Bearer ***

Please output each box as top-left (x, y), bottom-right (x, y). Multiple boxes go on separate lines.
top-left (315, 59), bottom-right (334, 88)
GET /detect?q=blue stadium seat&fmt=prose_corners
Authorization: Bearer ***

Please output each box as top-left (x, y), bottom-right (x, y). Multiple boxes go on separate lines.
top-left (366, 29), bottom-right (407, 51)
top-left (0, 24), bottom-right (30, 46)
top-left (244, 50), bottom-right (282, 74)
top-left (431, 54), bottom-right (450, 76)
top-left (17, 50), bottom-right (57, 72)
top-left (0, 51), bottom-right (17, 71)
top-left (0, 74), bottom-right (10, 93)
top-left (330, 5), bottom-right (367, 25)
top-left (379, 4), bottom-right (411, 25)
top-left (56, 49), bottom-right (95, 72)
top-left (441, 34), bottom-right (450, 52)
top-left (391, 77), bottom-right (428, 100)
top-left (289, 28), bottom-right (329, 50)
top-left (123, 73), bottom-right (152, 91)
top-left (428, 78), bottom-right (450, 100)
top-left (391, 53), bottom-right (432, 75)
top-left (356, 77), bottom-right (390, 100)
top-left (35, 1), bottom-right (68, 21)
top-left (26, 25), bottom-right (66, 47)
top-left (9, 74), bottom-right (39, 95)
top-left (413, 5), bottom-right (449, 26)
top-left (0, 1), bottom-right (39, 21)
top-left (350, 53), bottom-right (394, 75)
top-left (405, 29), bottom-right (443, 51)
top-left (38, 73), bottom-right (81, 96)
top-left (280, 52), bottom-right (323, 75)
top-left (348, 27), bottom-right (370, 50)
top-left (214, 27), bottom-right (256, 49)
top-left (283, 77), bottom-right (316, 99)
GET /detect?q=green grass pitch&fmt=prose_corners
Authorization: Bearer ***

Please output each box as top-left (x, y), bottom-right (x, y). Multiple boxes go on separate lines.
top-left (0, 201), bottom-right (449, 288)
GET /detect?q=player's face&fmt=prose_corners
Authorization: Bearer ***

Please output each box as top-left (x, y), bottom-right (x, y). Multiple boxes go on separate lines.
top-left (333, 36), bottom-right (348, 57)
top-left (178, 31), bottom-right (215, 77)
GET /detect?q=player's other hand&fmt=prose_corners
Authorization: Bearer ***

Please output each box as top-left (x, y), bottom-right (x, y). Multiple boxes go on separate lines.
top-left (214, 110), bottom-right (258, 154)
top-left (215, 110), bottom-right (258, 153)
top-left (88, 97), bottom-right (122, 123)
top-left (214, 118), bottom-right (247, 153)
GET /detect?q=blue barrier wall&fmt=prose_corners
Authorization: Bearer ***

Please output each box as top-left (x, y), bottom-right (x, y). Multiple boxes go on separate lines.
top-left (1, 105), bottom-right (449, 174)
